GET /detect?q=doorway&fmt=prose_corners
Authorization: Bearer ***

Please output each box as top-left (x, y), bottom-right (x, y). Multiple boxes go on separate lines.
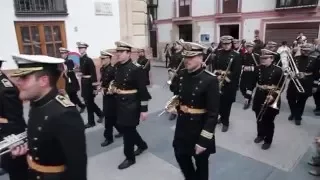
top-left (219, 24), bottom-right (240, 39)
top-left (149, 30), bottom-right (157, 57)
top-left (178, 24), bottom-right (192, 42)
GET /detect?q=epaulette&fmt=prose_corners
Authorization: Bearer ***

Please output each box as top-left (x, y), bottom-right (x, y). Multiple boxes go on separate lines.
top-left (134, 62), bottom-right (142, 67)
top-left (309, 55), bottom-right (318, 59)
top-left (254, 53), bottom-right (260, 56)
top-left (233, 50), bottom-right (240, 54)
top-left (204, 70), bottom-right (216, 76)
top-left (1, 78), bottom-right (13, 88)
top-left (55, 95), bottom-right (75, 107)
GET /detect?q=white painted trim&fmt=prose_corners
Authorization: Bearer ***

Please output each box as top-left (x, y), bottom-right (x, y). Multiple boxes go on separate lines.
top-left (216, 22), bottom-right (241, 42)
top-left (262, 20), bottom-right (320, 42)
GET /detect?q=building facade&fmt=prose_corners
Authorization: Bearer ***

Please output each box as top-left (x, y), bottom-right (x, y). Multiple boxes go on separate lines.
top-left (0, 0), bottom-right (155, 70)
top-left (155, 0), bottom-right (320, 60)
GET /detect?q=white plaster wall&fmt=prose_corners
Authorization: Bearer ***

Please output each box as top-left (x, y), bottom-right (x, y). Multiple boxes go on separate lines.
top-left (157, 24), bottom-right (172, 43)
top-left (0, 0), bottom-right (120, 70)
top-left (157, 0), bottom-right (174, 20)
top-left (241, 0), bottom-right (276, 12)
top-left (243, 18), bottom-right (261, 42)
top-left (192, 0), bottom-right (215, 16)
top-left (197, 21), bottom-right (215, 43)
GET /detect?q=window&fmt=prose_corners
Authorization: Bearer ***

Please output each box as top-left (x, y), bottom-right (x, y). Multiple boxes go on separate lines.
top-left (276, 0), bottom-right (319, 9)
top-left (14, 0), bottom-right (68, 15)
top-left (223, 0), bottom-right (239, 13)
top-left (179, 0), bottom-right (190, 17)
top-left (15, 21), bottom-right (67, 57)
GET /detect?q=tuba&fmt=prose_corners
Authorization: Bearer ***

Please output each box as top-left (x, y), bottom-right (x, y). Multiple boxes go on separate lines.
top-left (158, 95), bottom-right (180, 116)
top-left (0, 131), bottom-right (27, 156)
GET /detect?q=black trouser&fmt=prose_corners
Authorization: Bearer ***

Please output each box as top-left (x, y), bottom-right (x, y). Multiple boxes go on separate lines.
top-left (84, 94), bottom-right (103, 125)
top-left (174, 151), bottom-right (210, 180)
top-left (104, 117), bottom-right (121, 141)
top-left (314, 90), bottom-right (320, 109)
top-left (255, 109), bottom-right (277, 144)
top-left (165, 55), bottom-right (170, 68)
top-left (287, 90), bottom-right (309, 121)
top-left (67, 91), bottom-right (85, 108)
top-left (240, 74), bottom-right (254, 102)
top-left (120, 125), bottom-right (147, 161)
top-left (1, 154), bottom-right (28, 180)
top-left (219, 97), bottom-right (233, 127)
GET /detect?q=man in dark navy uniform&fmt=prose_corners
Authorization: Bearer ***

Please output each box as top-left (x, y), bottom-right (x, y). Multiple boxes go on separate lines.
top-left (59, 47), bottom-right (86, 113)
top-left (99, 50), bottom-right (122, 147)
top-left (10, 54), bottom-right (87, 180)
top-left (286, 43), bottom-right (320, 125)
top-left (0, 57), bottom-right (28, 180)
top-left (136, 49), bottom-right (151, 86)
top-left (248, 49), bottom-right (285, 150)
top-left (169, 41), bottom-right (220, 180)
top-left (240, 41), bottom-right (260, 109)
top-left (113, 41), bottom-right (152, 169)
top-left (212, 35), bottom-right (242, 132)
top-left (77, 42), bottom-right (104, 128)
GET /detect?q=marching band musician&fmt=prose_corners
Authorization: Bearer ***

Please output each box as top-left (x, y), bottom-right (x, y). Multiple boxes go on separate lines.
top-left (113, 41), bottom-right (151, 169)
top-left (212, 35), bottom-right (242, 132)
top-left (137, 49), bottom-right (151, 86)
top-left (0, 57), bottom-right (28, 180)
top-left (59, 47), bottom-right (86, 113)
top-left (248, 49), bottom-right (285, 150)
top-left (77, 42), bottom-right (104, 128)
top-left (10, 54), bottom-right (87, 180)
top-left (233, 39), bottom-right (246, 55)
top-left (240, 41), bottom-right (260, 109)
top-left (168, 39), bottom-right (184, 120)
top-left (266, 41), bottom-right (281, 66)
top-left (169, 41), bottom-right (219, 180)
top-left (286, 43), bottom-right (320, 126)
top-left (99, 50), bottom-right (122, 147)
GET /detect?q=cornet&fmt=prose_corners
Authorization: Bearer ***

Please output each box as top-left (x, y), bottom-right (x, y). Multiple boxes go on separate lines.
top-left (0, 131), bottom-right (27, 156)
top-left (158, 95), bottom-right (179, 116)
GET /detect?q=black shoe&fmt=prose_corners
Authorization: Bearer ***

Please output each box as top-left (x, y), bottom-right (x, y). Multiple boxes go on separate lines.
top-left (295, 120), bottom-right (301, 126)
top-left (288, 114), bottom-right (294, 121)
top-left (114, 133), bottom-right (123, 138)
top-left (308, 156), bottom-right (320, 166)
top-left (101, 139), bottom-right (114, 147)
top-left (97, 116), bottom-right (104, 123)
top-left (261, 143), bottom-right (271, 150)
top-left (85, 123), bottom-right (95, 129)
top-left (0, 168), bottom-right (7, 176)
top-left (309, 169), bottom-right (320, 176)
top-left (79, 106), bottom-right (86, 114)
top-left (243, 101), bottom-right (250, 110)
top-left (134, 146), bottom-right (148, 156)
top-left (169, 114), bottom-right (177, 121)
top-left (221, 125), bottom-right (229, 132)
top-left (118, 159), bottom-right (136, 170)
top-left (217, 117), bottom-right (222, 124)
top-left (254, 136), bottom-right (264, 143)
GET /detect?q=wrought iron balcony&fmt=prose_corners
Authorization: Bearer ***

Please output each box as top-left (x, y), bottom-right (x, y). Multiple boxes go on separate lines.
top-left (14, 0), bottom-right (68, 16)
top-left (276, 0), bottom-right (319, 9)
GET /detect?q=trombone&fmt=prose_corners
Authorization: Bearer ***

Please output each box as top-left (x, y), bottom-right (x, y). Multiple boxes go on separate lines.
top-left (256, 74), bottom-right (287, 121)
top-left (215, 57), bottom-right (233, 94)
top-left (167, 58), bottom-right (185, 85)
top-left (285, 50), bottom-right (305, 93)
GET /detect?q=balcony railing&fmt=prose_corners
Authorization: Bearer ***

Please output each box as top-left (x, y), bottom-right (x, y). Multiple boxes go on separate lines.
top-left (14, 0), bottom-right (68, 16)
top-left (276, 0), bottom-right (319, 9)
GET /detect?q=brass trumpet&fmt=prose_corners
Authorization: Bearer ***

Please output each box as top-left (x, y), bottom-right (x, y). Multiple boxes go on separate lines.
top-left (256, 74), bottom-right (287, 121)
top-left (167, 58), bottom-right (185, 85)
top-left (158, 95), bottom-right (179, 116)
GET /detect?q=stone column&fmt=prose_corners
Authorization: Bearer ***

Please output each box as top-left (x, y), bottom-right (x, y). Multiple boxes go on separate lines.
top-left (119, 0), bottom-right (149, 48)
